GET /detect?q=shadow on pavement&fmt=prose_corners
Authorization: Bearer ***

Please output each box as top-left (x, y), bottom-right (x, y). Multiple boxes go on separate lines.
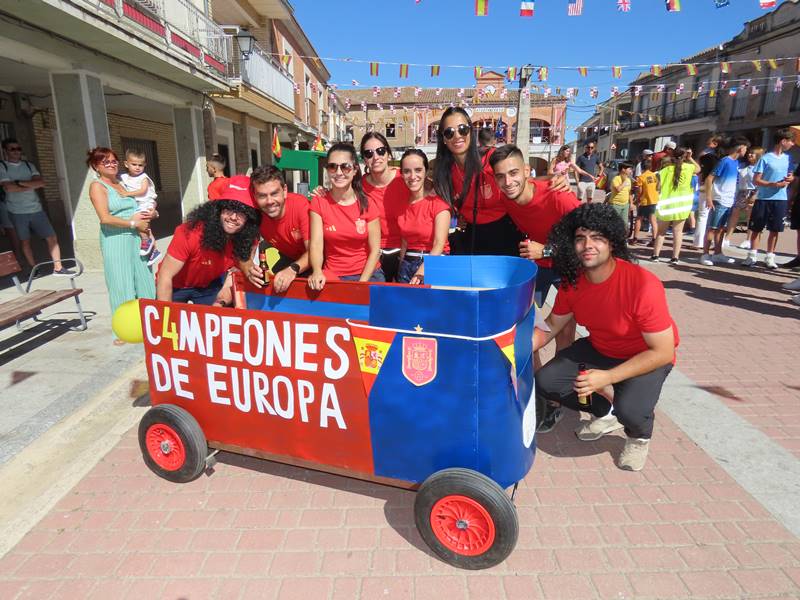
top-left (0, 313), bottom-right (96, 366)
top-left (663, 279), bottom-right (799, 319)
top-left (534, 409), bottom-right (625, 461)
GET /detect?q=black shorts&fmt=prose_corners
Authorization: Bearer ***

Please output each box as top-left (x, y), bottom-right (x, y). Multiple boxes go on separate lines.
top-left (749, 200), bottom-right (787, 233)
top-left (452, 215), bottom-right (524, 256)
top-left (637, 204), bottom-right (656, 219)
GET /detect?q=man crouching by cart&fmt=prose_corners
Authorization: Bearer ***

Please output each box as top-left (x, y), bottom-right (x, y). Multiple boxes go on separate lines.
top-left (157, 175), bottom-right (261, 307)
top-left (532, 203), bottom-right (678, 471)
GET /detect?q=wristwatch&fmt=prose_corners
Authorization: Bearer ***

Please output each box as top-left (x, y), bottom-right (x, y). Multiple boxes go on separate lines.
top-left (289, 262), bottom-right (301, 274)
top-left (541, 244), bottom-right (554, 259)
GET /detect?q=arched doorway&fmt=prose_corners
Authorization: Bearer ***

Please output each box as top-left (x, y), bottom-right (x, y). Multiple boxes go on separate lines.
top-left (427, 121), bottom-right (439, 145)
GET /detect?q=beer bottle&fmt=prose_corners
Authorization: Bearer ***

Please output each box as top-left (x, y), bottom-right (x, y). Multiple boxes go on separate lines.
top-left (258, 240), bottom-right (270, 286)
top-left (577, 362), bottom-right (591, 407)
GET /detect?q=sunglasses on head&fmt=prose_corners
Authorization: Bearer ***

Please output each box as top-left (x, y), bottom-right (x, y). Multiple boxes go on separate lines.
top-left (325, 162), bottom-right (354, 174)
top-left (442, 123), bottom-right (471, 140)
top-left (362, 147), bottom-right (388, 159)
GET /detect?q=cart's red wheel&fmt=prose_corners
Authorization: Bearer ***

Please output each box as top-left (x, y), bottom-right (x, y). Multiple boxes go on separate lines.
top-left (145, 423), bottom-right (187, 471)
top-left (138, 405), bottom-right (207, 483)
top-left (415, 468), bottom-right (518, 570)
top-left (430, 494), bottom-right (496, 556)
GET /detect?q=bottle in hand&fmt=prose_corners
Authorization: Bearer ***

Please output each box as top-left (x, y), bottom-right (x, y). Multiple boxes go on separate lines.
top-left (577, 362), bottom-right (591, 408)
top-left (258, 240), bottom-right (270, 286)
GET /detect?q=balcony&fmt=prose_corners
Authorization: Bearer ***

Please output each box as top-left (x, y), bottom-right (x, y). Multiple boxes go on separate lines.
top-left (632, 97), bottom-right (718, 130)
top-left (226, 39), bottom-right (295, 113)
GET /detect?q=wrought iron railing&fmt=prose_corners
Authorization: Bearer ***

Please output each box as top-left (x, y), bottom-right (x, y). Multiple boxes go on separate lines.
top-left (226, 37), bottom-right (295, 111)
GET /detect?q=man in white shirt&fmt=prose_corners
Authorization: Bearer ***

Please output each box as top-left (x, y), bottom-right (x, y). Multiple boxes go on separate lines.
top-left (0, 138), bottom-right (73, 275)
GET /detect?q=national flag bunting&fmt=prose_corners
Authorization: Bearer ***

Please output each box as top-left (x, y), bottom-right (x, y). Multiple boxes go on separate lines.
top-left (538, 66), bottom-right (548, 81)
top-left (686, 64), bottom-right (698, 76)
top-left (351, 79), bottom-right (360, 86)
top-left (507, 67), bottom-right (518, 81)
top-left (759, 0), bottom-right (776, 8)
top-left (567, 0), bottom-right (583, 16)
top-left (431, 65), bottom-right (441, 77)
top-left (474, 66), bottom-right (483, 79)
top-left (493, 326), bottom-right (518, 392)
top-left (665, 0), bottom-right (680, 12)
top-left (612, 66), bottom-right (622, 78)
top-left (618, 0), bottom-right (631, 11)
top-left (369, 62), bottom-right (379, 76)
top-left (520, 1), bottom-right (534, 16)
top-left (281, 54), bottom-right (291, 68)
top-left (399, 64), bottom-right (409, 78)
top-left (271, 128), bottom-right (281, 159)
top-left (714, 0), bottom-right (729, 7)
top-left (312, 134), bottom-right (324, 152)
top-left (720, 62), bottom-right (730, 74)
top-left (650, 65), bottom-right (662, 76)
top-left (775, 77), bottom-right (783, 92)
top-left (767, 58), bottom-right (779, 69)
top-left (752, 60), bottom-right (762, 72)
top-left (475, 0), bottom-right (489, 16)
top-left (578, 66), bottom-right (588, 77)
top-left (348, 323), bottom-right (396, 397)
top-left (590, 87), bottom-right (598, 98)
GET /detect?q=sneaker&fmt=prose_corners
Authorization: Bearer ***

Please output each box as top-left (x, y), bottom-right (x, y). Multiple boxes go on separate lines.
top-left (53, 267), bottom-right (76, 277)
top-left (669, 257), bottom-right (680, 265)
top-left (742, 251), bottom-right (757, 267)
top-left (782, 277), bottom-right (800, 292)
top-left (575, 413), bottom-right (624, 442)
top-left (699, 253), bottom-right (714, 266)
top-left (737, 239), bottom-right (752, 250)
top-left (618, 438), bottom-right (651, 471)
top-left (146, 248), bottom-right (162, 266)
top-left (712, 254), bottom-right (736, 264)
top-left (792, 295), bottom-right (800, 307)
top-left (537, 406), bottom-right (564, 433)
top-left (139, 237), bottom-right (154, 256)
top-left (649, 255), bottom-right (660, 262)
top-left (765, 253), bottom-right (778, 270)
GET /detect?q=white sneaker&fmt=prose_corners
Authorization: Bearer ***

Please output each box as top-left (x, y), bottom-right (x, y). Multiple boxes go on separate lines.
top-left (575, 414), bottom-right (624, 442)
top-left (742, 251), bottom-right (757, 267)
top-left (700, 254), bottom-right (714, 266)
top-left (712, 254), bottom-right (736, 264)
top-left (737, 239), bottom-right (752, 249)
top-left (618, 438), bottom-right (651, 471)
top-left (765, 253), bottom-right (778, 270)
top-left (782, 277), bottom-right (800, 292)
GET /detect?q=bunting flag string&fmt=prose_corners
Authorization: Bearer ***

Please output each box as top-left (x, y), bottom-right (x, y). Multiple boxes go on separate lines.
top-left (519, 2), bottom-right (534, 17)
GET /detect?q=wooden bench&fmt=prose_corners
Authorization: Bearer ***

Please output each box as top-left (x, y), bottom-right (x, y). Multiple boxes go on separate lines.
top-left (0, 251), bottom-right (87, 331)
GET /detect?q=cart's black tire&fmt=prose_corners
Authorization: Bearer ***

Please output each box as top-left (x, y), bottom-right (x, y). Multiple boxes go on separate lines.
top-left (138, 405), bottom-right (207, 483)
top-left (414, 468), bottom-right (518, 570)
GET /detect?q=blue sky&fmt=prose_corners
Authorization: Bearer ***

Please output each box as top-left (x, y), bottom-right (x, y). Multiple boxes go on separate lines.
top-left (291, 0), bottom-right (781, 139)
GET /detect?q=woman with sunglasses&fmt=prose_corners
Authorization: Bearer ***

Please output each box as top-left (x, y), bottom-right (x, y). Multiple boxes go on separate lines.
top-left (308, 143), bottom-right (382, 290)
top-left (87, 147), bottom-right (155, 343)
top-left (432, 107), bottom-right (523, 255)
top-left (360, 132), bottom-right (406, 282)
top-left (396, 150), bottom-right (451, 284)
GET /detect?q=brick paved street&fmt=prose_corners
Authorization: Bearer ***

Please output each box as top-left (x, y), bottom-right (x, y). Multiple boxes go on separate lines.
top-left (1, 233), bottom-right (799, 599)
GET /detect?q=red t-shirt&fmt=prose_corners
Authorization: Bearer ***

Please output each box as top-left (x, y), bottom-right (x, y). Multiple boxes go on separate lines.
top-left (164, 222), bottom-right (233, 289)
top-left (552, 259), bottom-right (679, 361)
top-left (451, 149), bottom-right (507, 224)
top-left (397, 195), bottom-right (451, 254)
top-left (310, 192), bottom-right (380, 277)
top-left (363, 171), bottom-right (405, 248)
top-left (502, 178), bottom-right (580, 268)
top-left (207, 177), bottom-right (230, 201)
top-left (259, 192), bottom-right (310, 259)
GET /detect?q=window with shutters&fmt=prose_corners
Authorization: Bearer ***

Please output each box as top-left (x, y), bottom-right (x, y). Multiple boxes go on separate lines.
top-left (120, 137), bottom-right (162, 189)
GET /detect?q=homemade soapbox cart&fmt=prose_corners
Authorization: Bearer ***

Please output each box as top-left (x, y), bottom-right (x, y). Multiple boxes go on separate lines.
top-left (137, 256), bottom-right (540, 569)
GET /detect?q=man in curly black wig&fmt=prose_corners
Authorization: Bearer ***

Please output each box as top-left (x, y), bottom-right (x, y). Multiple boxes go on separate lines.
top-left (533, 203), bottom-right (679, 471)
top-left (157, 175), bottom-right (261, 306)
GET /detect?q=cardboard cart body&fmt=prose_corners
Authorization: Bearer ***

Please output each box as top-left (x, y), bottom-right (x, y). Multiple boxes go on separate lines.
top-left (138, 256), bottom-right (540, 569)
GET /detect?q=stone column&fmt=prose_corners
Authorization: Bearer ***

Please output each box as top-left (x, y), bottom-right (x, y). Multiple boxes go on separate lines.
top-left (260, 124), bottom-right (274, 167)
top-left (202, 103), bottom-right (218, 158)
top-left (173, 105), bottom-right (208, 216)
top-left (232, 114), bottom-right (250, 174)
top-left (50, 71), bottom-right (111, 269)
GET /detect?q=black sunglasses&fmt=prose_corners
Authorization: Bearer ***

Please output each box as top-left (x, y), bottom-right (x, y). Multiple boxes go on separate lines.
top-left (325, 162), bottom-right (354, 174)
top-left (442, 124), bottom-right (471, 140)
top-left (362, 147), bottom-right (388, 159)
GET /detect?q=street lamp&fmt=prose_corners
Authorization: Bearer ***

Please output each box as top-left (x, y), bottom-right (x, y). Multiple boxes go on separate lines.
top-left (236, 29), bottom-right (255, 61)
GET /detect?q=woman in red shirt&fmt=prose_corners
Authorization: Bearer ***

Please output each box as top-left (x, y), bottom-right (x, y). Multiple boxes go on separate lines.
top-left (432, 107), bottom-right (523, 256)
top-left (308, 143), bottom-right (382, 290)
top-left (157, 175), bottom-right (261, 305)
top-left (396, 150), bottom-right (451, 284)
top-left (360, 132), bottom-right (406, 282)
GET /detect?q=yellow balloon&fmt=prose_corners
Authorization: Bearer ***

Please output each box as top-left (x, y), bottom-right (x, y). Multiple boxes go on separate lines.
top-left (112, 299), bottom-right (144, 343)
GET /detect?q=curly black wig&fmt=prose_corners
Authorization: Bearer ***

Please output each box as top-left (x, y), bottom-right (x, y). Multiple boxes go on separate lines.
top-left (185, 200), bottom-right (261, 262)
top-left (547, 202), bottom-right (633, 288)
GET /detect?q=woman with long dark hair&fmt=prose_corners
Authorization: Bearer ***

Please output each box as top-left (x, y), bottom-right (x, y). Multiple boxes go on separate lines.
top-left (652, 147), bottom-right (700, 264)
top-left (433, 107), bottom-right (523, 255)
top-left (88, 147), bottom-right (156, 343)
top-left (360, 132), bottom-right (406, 281)
top-left (157, 174), bottom-right (261, 305)
top-left (549, 145), bottom-right (592, 186)
top-left (308, 143), bottom-right (382, 290)
top-left (396, 149), bottom-right (451, 284)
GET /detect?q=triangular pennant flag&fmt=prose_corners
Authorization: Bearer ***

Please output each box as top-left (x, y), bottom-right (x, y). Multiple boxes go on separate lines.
top-left (650, 65), bottom-right (662, 76)
top-left (752, 60), bottom-right (762, 72)
top-left (281, 54), bottom-right (291, 68)
top-left (475, 0), bottom-right (489, 16)
top-left (686, 64), bottom-right (698, 76)
top-left (369, 62), bottom-right (379, 76)
top-left (399, 64), bottom-right (409, 78)
top-left (474, 66), bottom-right (483, 79)
top-left (348, 322), bottom-right (396, 397)
top-left (767, 58), bottom-right (779, 70)
top-left (271, 128), bottom-right (281, 159)
top-left (493, 325), bottom-right (518, 392)
top-left (312, 134), bottom-right (324, 152)
top-left (721, 62), bottom-right (730, 74)
top-left (759, 0), bottom-right (776, 8)
top-left (612, 66), bottom-right (622, 79)
top-left (578, 66), bottom-right (588, 77)
top-left (618, 0), bottom-right (631, 12)
top-left (665, 0), bottom-right (680, 11)
top-left (507, 67), bottom-right (518, 81)
top-left (538, 66), bottom-right (548, 81)
top-left (520, 1), bottom-right (534, 17)
top-left (431, 65), bottom-right (441, 77)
